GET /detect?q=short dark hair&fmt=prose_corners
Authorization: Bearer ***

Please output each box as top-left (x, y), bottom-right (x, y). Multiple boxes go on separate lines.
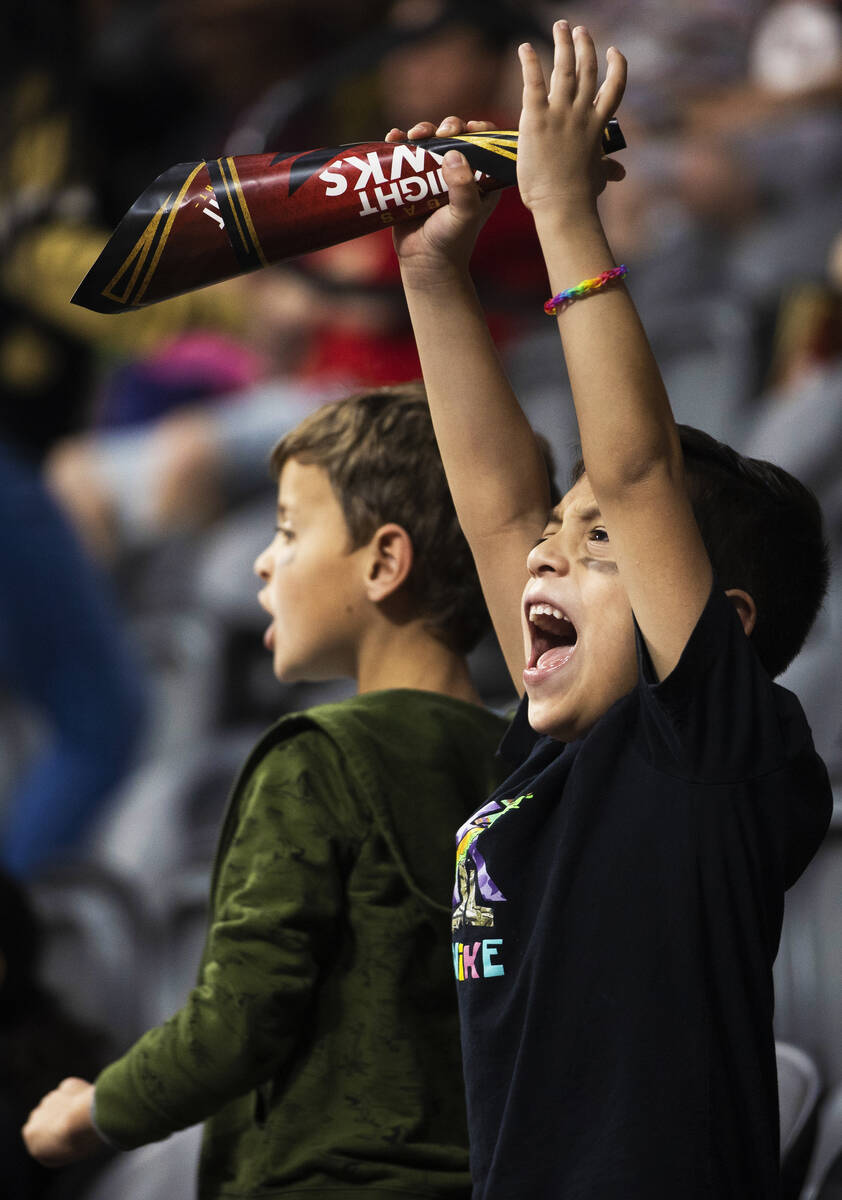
top-left (270, 383), bottom-right (489, 654)
top-left (572, 425), bottom-right (829, 678)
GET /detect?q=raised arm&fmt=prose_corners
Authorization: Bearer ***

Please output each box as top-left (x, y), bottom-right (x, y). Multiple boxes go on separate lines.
top-left (517, 23), bottom-right (712, 681)
top-left (389, 120), bottom-right (551, 690)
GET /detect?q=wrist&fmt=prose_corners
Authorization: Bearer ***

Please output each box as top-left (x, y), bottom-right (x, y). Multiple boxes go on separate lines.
top-left (398, 259), bottom-right (475, 297)
top-left (69, 1086), bottom-right (100, 1147)
top-left (530, 200), bottom-right (603, 236)
top-left (530, 207), bottom-right (614, 282)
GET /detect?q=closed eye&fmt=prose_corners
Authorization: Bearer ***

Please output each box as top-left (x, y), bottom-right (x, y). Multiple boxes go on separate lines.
top-left (275, 525), bottom-right (294, 542)
top-left (534, 524), bottom-right (561, 547)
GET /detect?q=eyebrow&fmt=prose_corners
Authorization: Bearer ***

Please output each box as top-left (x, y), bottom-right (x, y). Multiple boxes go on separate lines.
top-left (546, 502), bottom-right (602, 529)
top-left (572, 503), bottom-right (602, 524)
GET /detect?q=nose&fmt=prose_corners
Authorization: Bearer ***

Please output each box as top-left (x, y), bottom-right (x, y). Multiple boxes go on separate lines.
top-left (526, 531), bottom-right (570, 578)
top-left (254, 544), bottom-right (272, 581)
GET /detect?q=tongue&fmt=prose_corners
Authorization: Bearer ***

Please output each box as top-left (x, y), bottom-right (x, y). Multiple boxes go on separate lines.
top-left (537, 643), bottom-right (576, 670)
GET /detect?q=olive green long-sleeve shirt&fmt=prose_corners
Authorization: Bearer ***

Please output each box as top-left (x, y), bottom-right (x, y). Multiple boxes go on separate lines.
top-left (94, 689), bottom-right (509, 1199)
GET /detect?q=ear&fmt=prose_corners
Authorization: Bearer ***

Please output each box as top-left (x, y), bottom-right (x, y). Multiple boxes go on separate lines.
top-left (725, 588), bottom-right (757, 638)
top-left (363, 523), bottom-right (413, 603)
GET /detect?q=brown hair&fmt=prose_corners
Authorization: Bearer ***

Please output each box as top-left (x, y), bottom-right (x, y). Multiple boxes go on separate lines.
top-left (270, 383), bottom-right (490, 654)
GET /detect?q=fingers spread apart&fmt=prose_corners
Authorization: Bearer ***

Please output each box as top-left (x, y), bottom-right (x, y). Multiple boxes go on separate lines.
top-left (521, 23), bottom-right (627, 121)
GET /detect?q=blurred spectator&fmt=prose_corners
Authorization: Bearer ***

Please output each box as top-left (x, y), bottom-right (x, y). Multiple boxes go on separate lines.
top-left (289, 0), bottom-right (549, 379)
top-left (2, 0), bottom-right (250, 370)
top-left (736, 227), bottom-right (842, 781)
top-left (95, 332), bottom-right (267, 432)
top-left (765, 277), bottom-right (842, 394)
top-left (0, 437), bottom-right (148, 877)
top-left (0, 870), bottom-right (110, 1198)
top-left (43, 0), bottom-right (552, 557)
top-left (1, 2), bottom-right (152, 876)
top-left (597, 0), bottom-right (842, 306)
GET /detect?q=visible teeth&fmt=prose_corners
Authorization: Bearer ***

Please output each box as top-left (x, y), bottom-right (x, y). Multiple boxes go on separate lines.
top-left (529, 603), bottom-right (568, 623)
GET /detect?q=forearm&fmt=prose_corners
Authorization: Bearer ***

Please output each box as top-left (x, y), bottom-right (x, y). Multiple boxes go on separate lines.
top-left (94, 738), bottom-right (349, 1150)
top-left (534, 204), bottom-right (680, 495)
top-left (401, 265), bottom-right (550, 540)
top-left (94, 970), bottom-right (311, 1148)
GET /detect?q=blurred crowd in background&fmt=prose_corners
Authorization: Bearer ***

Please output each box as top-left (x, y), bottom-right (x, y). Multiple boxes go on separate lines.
top-left (1, 0), bottom-right (841, 1195)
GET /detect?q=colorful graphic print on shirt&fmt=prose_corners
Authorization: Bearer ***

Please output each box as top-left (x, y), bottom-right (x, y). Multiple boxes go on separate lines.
top-left (452, 792), bottom-right (532, 932)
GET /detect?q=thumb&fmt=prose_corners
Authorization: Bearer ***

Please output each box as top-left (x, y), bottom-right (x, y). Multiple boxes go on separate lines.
top-left (441, 151), bottom-right (483, 219)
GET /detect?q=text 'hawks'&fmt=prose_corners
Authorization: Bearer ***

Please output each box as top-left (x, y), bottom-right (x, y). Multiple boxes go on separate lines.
top-left (318, 144), bottom-right (485, 219)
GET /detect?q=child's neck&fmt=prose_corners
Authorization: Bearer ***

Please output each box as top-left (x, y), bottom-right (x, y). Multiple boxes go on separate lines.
top-left (355, 623), bottom-right (482, 706)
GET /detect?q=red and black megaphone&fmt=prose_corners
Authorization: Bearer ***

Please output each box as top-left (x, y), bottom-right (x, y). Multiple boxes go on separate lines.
top-left (72, 121), bottom-right (625, 315)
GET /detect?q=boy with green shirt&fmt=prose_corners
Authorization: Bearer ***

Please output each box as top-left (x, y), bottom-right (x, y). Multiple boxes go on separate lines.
top-left (23, 385), bottom-right (512, 1199)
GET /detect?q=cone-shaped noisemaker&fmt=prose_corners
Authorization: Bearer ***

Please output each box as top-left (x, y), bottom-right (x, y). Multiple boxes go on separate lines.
top-left (72, 122), bottom-right (625, 314)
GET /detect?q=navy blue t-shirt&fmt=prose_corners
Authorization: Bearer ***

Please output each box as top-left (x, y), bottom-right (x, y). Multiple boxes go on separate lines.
top-left (452, 582), bottom-right (831, 1200)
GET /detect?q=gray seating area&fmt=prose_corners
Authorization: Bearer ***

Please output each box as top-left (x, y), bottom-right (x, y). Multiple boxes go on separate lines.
top-left (778, 1042), bottom-right (824, 1200)
top-left (802, 1084), bottom-right (842, 1200)
top-left (774, 809), bottom-right (842, 1093)
top-left (29, 863), bottom-right (154, 1056)
top-left (81, 1125), bottom-right (204, 1200)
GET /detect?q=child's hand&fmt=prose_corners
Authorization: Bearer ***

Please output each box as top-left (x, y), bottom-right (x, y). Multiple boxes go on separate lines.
top-left (384, 117), bottom-right (500, 286)
top-left (22, 1077), bottom-right (103, 1167)
top-left (517, 22), bottom-right (626, 218)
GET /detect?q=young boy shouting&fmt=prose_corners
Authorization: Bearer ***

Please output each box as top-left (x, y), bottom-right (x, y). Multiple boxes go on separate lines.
top-left (22, 385), bottom-right (511, 1199)
top-left (389, 21), bottom-right (832, 1200)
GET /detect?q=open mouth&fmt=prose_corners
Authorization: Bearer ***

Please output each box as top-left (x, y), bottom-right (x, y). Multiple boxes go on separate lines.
top-left (526, 603), bottom-right (578, 672)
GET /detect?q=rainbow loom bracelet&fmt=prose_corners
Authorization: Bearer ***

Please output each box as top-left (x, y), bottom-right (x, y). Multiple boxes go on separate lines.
top-left (543, 265), bottom-right (628, 316)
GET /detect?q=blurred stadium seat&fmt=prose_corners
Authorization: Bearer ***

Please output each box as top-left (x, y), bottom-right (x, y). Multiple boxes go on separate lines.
top-left (89, 732), bottom-right (257, 887)
top-left (777, 1041), bottom-right (822, 1199)
top-left (29, 863), bottom-right (155, 1053)
top-left (801, 1084), bottom-right (842, 1200)
top-left (80, 1123), bottom-right (203, 1200)
top-left (151, 866), bottom-right (214, 1025)
top-left (774, 806), bottom-right (842, 1092)
top-left (129, 611), bottom-right (225, 753)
